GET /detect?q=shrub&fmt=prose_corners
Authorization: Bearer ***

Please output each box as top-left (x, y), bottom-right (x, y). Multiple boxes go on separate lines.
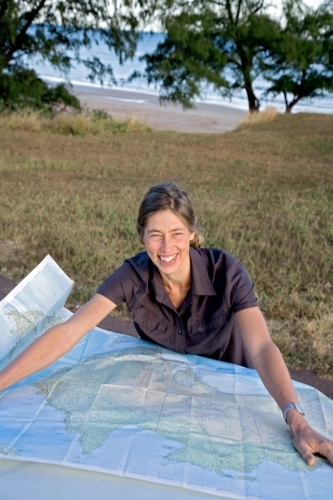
top-left (239, 107), bottom-right (278, 127)
top-left (0, 67), bottom-right (81, 113)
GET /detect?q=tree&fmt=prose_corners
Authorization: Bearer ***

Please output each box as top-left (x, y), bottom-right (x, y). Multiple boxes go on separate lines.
top-left (262, 0), bottom-right (333, 113)
top-left (139, 0), bottom-right (281, 112)
top-left (0, 0), bottom-right (149, 111)
top-left (0, 67), bottom-right (82, 112)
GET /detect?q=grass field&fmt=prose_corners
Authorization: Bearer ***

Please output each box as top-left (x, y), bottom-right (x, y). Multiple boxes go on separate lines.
top-left (0, 111), bottom-right (332, 377)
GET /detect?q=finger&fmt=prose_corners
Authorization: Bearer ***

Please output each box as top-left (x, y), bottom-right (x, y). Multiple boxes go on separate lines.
top-left (318, 441), bottom-right (333, 465)
top-left (292, 439), bottom-right (315, 466)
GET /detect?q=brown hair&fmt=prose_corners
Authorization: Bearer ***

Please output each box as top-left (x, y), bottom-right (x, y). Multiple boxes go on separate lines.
top-left (137, 182), bottom-right (204, 248)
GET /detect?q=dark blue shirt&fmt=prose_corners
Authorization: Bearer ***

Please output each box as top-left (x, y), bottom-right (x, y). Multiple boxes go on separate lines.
top-left (97, 247), bottom-right (258, 367)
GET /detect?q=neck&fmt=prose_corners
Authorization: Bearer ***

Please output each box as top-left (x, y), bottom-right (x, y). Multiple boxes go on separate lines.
top-left (160, 256), bottom-right (192, 293)
top-left (160, 263), bottom-right (192, 310)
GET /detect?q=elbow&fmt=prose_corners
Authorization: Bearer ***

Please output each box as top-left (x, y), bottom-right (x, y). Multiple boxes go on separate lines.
top-left (44, 320), bottom-right (75, 359)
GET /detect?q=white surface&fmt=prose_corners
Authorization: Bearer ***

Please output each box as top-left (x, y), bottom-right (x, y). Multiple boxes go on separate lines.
top-left (0, 459), bottom-right (223, 500)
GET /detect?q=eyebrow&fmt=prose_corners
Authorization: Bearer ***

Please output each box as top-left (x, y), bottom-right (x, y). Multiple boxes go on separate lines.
top-left (147, 227), bottom-right (185, 234)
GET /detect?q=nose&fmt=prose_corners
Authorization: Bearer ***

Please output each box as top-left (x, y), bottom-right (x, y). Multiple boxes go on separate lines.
top-left (161, 234), bottom-right (172, 252)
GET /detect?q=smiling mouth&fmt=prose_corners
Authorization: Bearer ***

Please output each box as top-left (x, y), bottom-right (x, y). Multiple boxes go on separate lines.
top-left (159, 254), bottom-right (177, 263)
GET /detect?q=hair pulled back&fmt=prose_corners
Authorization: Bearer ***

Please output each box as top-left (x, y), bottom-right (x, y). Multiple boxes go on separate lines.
top-left (137, 182), bottom-right (204, 248)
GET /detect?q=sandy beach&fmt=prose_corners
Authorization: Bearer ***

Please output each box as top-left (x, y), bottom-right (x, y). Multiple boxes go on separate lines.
top-left (72, 84), bottom-right (246, 133)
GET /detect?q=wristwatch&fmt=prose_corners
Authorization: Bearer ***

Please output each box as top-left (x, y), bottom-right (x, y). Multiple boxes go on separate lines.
top-left (283, 402), bottom-right (305, 423)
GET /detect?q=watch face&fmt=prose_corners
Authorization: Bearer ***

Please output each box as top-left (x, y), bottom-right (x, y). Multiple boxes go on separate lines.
top-left (294, 403), bottom-right (305, 415)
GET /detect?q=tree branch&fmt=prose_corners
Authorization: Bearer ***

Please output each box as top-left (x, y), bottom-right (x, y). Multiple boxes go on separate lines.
top-left (235, 0), bottom-right (243, 24)
top-left (2, 0), bottom-right (48, 69)
top-left (252, 0), bottom-right (265, 16)
top-left (225, 0), bottom-right (234, 24)
top-left (20, 0), bottom-right (48, 39)
top-left (0, 0), bottom-right (11, 22)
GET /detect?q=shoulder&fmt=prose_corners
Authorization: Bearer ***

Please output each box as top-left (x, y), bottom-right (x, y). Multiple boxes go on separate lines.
top-left (96, 251), bottom-right (150, 304)
top-left (190, 246), bottom-right (251, 297)
top-left (193, 247), bottom-right (254, 291)
top-left (109, 251), bottom-right (150, 284)
top-left (192, 247), bottom-right (242, 273)
top-left (196, 248), bottom-right (257, 309)
top-left (124, 251), bottom-right (150, 272)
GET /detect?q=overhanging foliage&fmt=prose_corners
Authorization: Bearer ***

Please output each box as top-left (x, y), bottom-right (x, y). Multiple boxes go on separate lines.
top-left (0, 0), bottom-right (152, 111)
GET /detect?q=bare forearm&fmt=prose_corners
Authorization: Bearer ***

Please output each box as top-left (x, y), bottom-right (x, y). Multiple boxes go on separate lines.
top-left (0, 322), bottom-right (74, 391)
top-left (0, 294), bottom-right (117, 393)
top-left (252, 342), bottom-right (299, 411)
top-left (236, 308), bottom-right (300, 414)
top-left (236, 308), bottom-right (333, 465)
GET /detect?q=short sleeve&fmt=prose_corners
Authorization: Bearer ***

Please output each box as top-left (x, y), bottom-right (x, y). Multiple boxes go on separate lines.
top-left (96, 261), bottom-right (139, 306)
top-left (228, 261), bottom-right (258, 313)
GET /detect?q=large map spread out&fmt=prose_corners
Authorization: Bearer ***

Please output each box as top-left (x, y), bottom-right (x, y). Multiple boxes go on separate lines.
top-left (0, 256), bottom-right (332, 499)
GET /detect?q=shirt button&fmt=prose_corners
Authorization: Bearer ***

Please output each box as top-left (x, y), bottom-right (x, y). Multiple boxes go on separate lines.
top-left (178, 330), bottom-right (182, 335)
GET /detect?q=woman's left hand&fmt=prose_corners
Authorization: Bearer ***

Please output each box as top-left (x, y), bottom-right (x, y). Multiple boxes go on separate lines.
top-left (235, 307), bottom-right (333, 467)
top-left (288, 416), bottom-right (333, 466)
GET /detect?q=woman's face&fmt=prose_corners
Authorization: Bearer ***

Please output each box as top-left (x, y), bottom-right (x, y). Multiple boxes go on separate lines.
top-left (143, 209), bottom-right (195, 279)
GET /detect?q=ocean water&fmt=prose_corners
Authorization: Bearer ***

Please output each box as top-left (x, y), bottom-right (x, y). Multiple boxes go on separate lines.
top-left (32, 32), bottom-right (333, 114)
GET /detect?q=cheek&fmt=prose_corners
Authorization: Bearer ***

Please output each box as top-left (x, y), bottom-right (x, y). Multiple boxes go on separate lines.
top-left (144, 240), bottom-right (156, 254)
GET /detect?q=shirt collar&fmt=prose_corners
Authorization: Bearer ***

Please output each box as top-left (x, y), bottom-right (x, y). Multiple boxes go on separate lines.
top-left (189, 247), bottom-right (216, 296)
top-left (148, 260), bottom-right (170, 305)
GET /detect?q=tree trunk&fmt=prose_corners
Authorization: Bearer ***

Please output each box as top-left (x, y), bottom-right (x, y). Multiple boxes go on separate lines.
top-left (245, 83), bottom-right (260, 112)
top-left (285, 95), bottom-right (301, 113)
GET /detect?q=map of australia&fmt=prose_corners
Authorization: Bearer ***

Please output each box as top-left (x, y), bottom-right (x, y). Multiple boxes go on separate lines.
top-left (0, 256), bottom-right (332, 499)
top-left (35, 345), bottom-right (311, 474)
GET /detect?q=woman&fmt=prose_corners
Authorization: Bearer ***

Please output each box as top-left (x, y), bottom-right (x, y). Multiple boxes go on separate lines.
top-left (0, 182), bottom-right (332, 466)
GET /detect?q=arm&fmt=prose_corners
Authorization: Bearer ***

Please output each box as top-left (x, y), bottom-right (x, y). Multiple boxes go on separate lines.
top-left (236, 307), bottom-right (333, 466)
top-left (0, 293), bottom-right (117, 392)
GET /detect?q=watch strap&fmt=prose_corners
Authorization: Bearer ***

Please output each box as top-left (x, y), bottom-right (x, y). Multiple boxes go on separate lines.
top-left (283, 402), bottom-right (305, 423)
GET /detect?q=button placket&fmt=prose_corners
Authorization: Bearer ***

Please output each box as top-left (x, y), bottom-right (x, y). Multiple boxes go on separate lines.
top-left (174, 317), bottom-right (186, 353)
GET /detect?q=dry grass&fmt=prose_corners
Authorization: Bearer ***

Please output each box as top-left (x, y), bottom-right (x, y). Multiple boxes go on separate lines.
top-left (0, 109), bottom-right (151, 135)
top-left (0, 111), bottom-right (332, 376)
top-left (0, 110), bottom-right (43, 132)
top-left (267, 314), bottom-right (333, 376)
top-left (239, 106), bottom-right (278, 126)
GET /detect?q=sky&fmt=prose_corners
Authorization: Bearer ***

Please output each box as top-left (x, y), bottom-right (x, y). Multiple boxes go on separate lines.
top-left (145, 1), bottom-right (327, 31)
top-left (303, 0), bottom-right (324, 6)
top-left (269, 0), bottom-right (325, 18)
top-left (267, 0), bottom-right (326, 17)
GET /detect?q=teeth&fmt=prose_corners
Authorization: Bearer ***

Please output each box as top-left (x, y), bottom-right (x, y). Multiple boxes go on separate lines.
top-left (160, 254), bottom-right (176, 262)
